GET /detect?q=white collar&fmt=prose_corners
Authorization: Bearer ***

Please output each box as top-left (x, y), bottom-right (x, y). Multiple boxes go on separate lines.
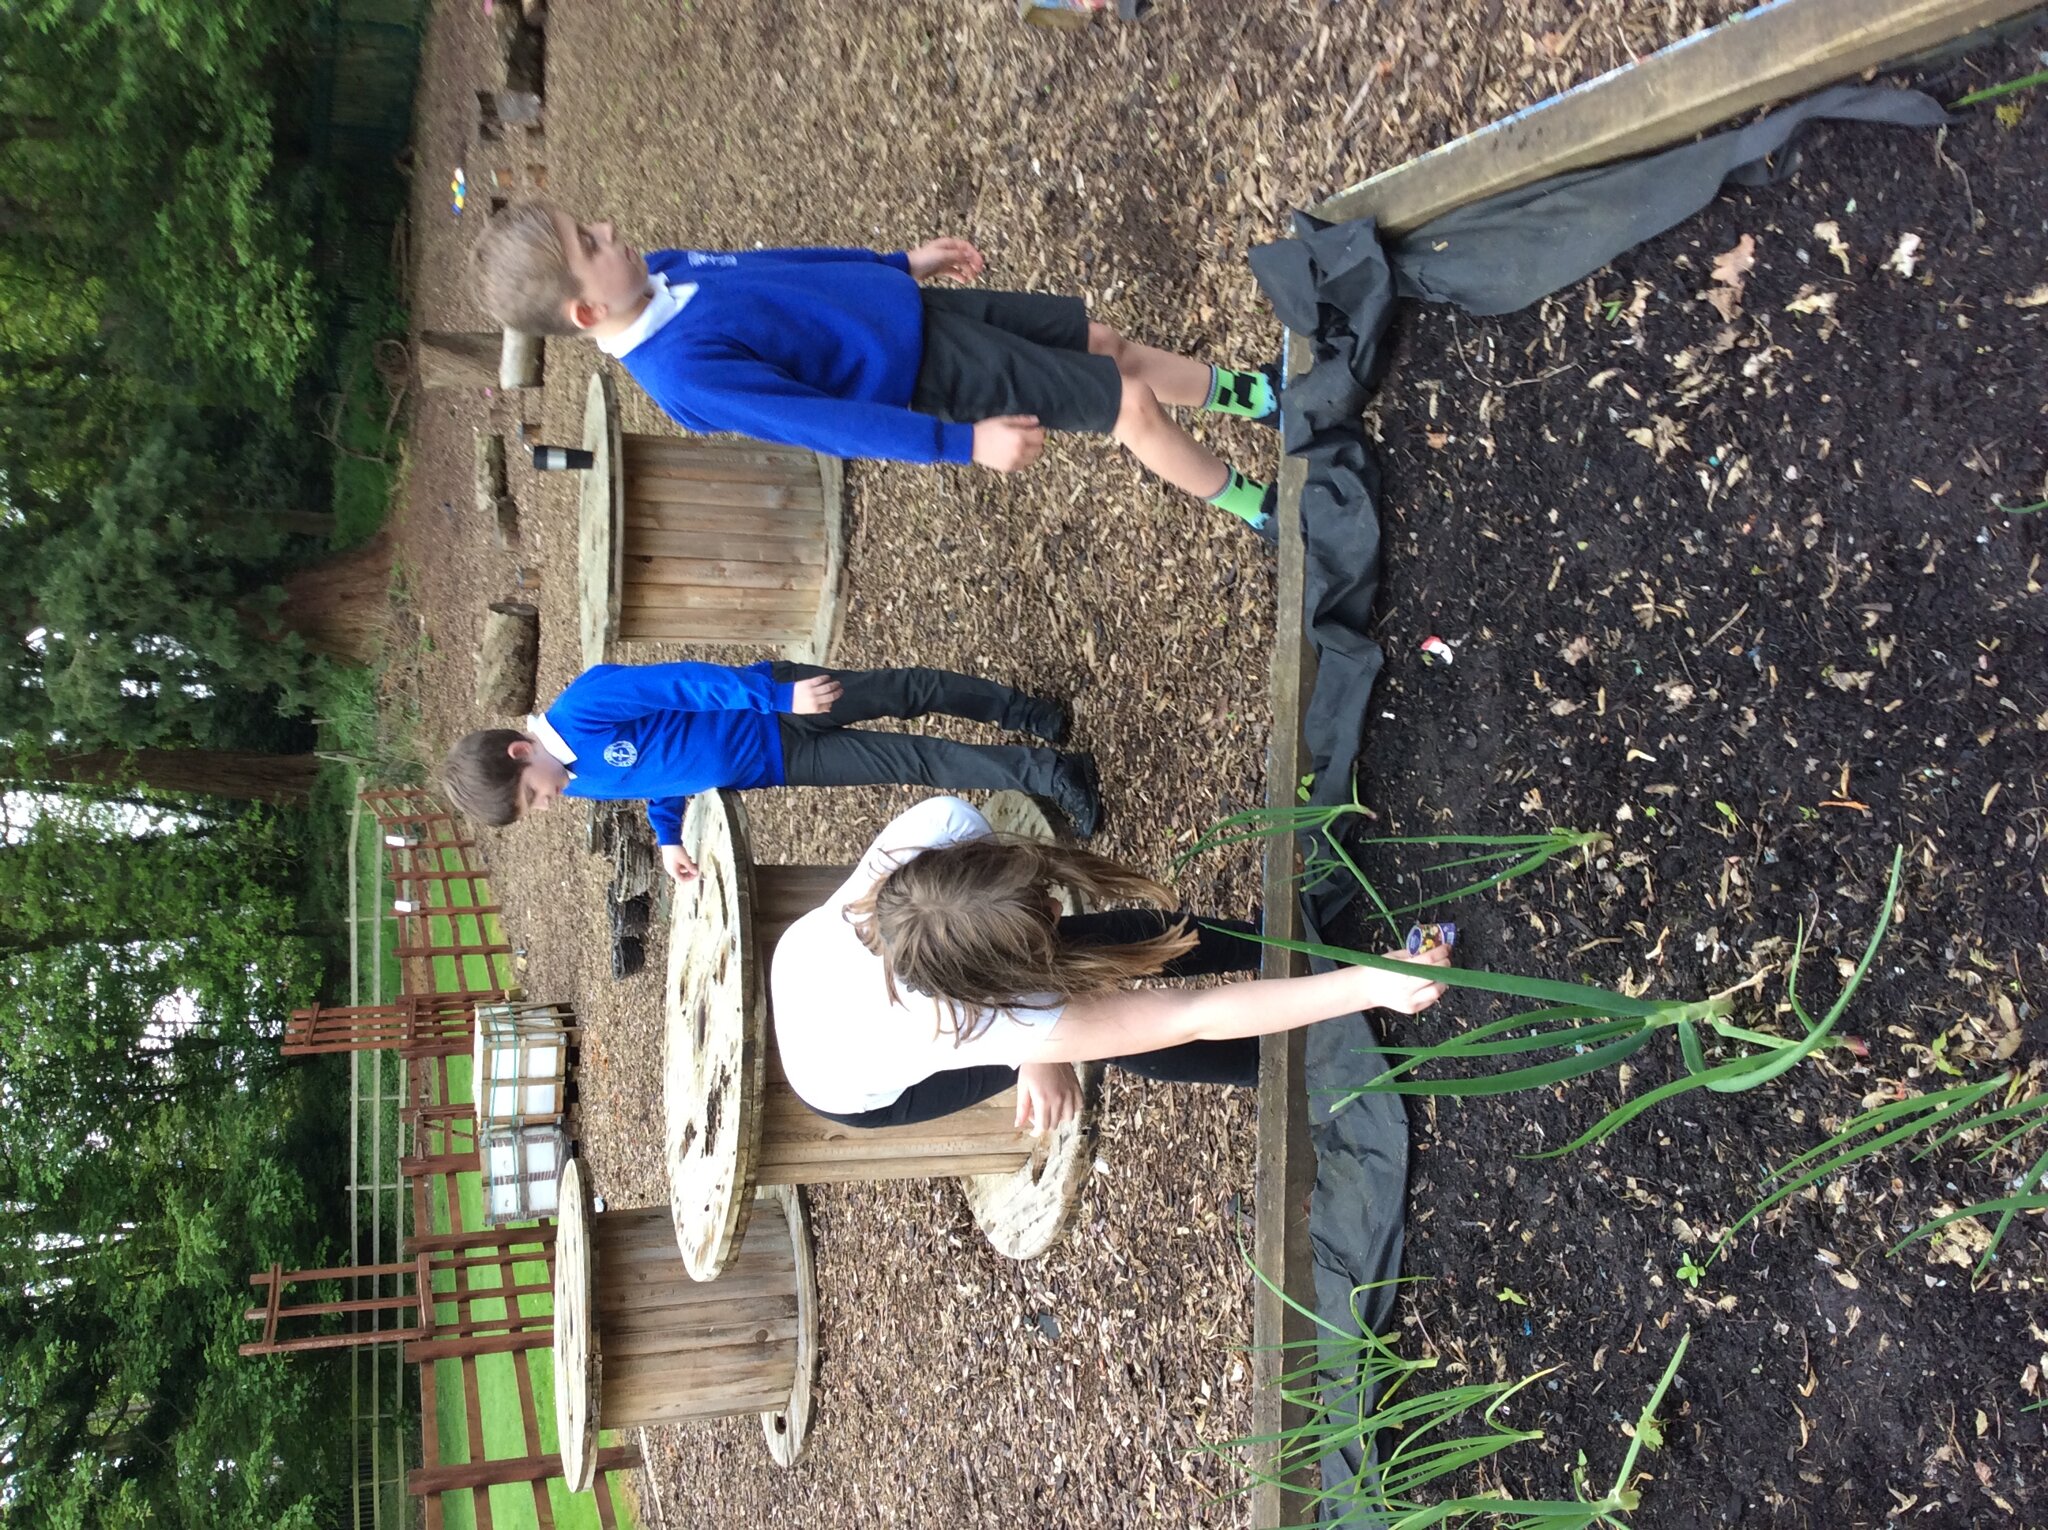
top-left (596, 270), bottom-right (697, 358)
top-left (526, 712), bottom-right (578, 768)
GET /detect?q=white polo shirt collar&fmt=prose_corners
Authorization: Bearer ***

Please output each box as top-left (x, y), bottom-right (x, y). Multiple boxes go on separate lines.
top-left (526, 713), bottom-right (578, 771)
top-left (596, 270), bottom-right (697, 359)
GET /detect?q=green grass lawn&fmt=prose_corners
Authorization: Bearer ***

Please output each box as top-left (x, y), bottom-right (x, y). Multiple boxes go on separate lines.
top-left (411, 876), bottom-right (638, 1530)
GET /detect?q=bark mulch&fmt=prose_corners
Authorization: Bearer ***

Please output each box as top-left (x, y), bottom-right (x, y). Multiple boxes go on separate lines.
top-left (376, 4), bottom-right (1850, 1526)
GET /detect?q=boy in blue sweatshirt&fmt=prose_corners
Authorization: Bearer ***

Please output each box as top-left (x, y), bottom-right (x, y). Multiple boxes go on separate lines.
top-left (470, 202), bottom-right (1282, 538)
top-left (441, 658), bottom-right (1101, 882)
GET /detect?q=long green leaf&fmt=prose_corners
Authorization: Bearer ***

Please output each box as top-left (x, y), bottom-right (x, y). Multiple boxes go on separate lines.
top-left (1359, 1034), bottom-right (1654, 1100)
top-left (1532, 1053), bottom-right (1763, 1157)
top-left (1718, 847), bottom-right (1901, 1094)
top-left (1235, 929), bottom-right (1669, 1018)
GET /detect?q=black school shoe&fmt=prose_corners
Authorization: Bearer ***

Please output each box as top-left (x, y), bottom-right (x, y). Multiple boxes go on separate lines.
top-left (1016, 696), bottom-right (1071, 747)
top-left (1046, 752), bottom-right (1103, 840)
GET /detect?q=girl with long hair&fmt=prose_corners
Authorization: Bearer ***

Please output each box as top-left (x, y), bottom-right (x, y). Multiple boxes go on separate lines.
top-left (769, 797), bottom-right (1448, 1132)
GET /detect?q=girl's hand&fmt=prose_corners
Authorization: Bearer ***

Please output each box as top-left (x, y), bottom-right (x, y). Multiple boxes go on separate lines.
top-left (1014, 1061), bottom-right (1081, 1134)
top-left (1357, 944), bottom-right (1451, 1014)
top-left (906, 237), bottom-right (985, 283)
top-left (789, 676), bottom-right (843, 715)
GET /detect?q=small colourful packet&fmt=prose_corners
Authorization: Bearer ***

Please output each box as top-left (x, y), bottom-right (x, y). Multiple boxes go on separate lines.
top-left (1405, 921), bottom-right (1458, 956)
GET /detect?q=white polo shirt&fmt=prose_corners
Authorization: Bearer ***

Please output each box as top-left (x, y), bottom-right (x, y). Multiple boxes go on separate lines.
top-left (769, 797), bottom-right (1065, 1115)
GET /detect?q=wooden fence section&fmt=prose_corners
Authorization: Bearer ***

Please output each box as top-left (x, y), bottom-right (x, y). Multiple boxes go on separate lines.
top-left (284, 994), bottom-right (478, 1058)
top-left (361, 786), bottom-right (516, 998)
top-left (358, 786), bottom-right (634, 1530)
top-left (401, 1048), bottom-right (629, 1530)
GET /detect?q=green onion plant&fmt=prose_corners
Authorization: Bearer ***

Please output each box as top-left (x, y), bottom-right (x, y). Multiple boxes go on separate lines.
top-left (1242, 847), bottom-right (1901, 1157)
top-left (1953, 68), bottom-right (2048, 108)
top-left (1209, 1256), bottom-right (1692, 1527)
top-left (1177, 792), bottom-right (1604, 941)
top-left (1697, 1069), bottom-right (2044, 1279)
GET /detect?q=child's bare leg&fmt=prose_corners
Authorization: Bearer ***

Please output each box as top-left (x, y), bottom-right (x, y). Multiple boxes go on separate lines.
top-left (1088, 323), bottom-right (1210, 407)
top-left (1089, 321), bottom-right (1278, 421)
top-left (1112, 378), bottom-right (1230, 498)
top-left (1112, 378), bottom-right (1274, 538)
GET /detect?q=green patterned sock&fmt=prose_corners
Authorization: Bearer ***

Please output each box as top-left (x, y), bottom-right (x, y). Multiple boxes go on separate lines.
top-left (1204, 365), bottom-right (1278, 421)
top-left (1206, 467), bottom-right (1272, 526)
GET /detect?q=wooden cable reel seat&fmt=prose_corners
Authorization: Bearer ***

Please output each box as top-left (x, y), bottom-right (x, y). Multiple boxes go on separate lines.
top-left (664, 789), bottom-right (1102, 1282)
top-left (554, 1160), bottom-right (816, 1485)
top-left (577, 372), bottom-right (845, 668)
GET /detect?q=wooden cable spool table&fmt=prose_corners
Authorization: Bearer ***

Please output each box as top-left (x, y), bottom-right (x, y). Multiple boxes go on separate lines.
top-left (577, 372), bottom-right (844, 669)
top-left (665, 790), bottom-right (1101, 1282)
top-left (554, 1159), bottom-right (816, 1488)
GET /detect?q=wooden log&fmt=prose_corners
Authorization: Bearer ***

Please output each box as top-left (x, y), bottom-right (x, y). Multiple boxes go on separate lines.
top-left (418, 331), bottom-right (500, 391)
top-left (474, 602), bottom-right (540, 716)
top-left (493, 90), bottom-right (544, 130)
top-left (1319, 0), bottom-right (2043, 236)
top-left (499, 329), bottom-right (542, 389)
top-left (475, 432), bottom-right (521, 551)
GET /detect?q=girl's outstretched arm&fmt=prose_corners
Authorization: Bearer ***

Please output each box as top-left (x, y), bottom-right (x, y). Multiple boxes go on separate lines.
top-left (1023, 946), bottom-right (1450, 1066)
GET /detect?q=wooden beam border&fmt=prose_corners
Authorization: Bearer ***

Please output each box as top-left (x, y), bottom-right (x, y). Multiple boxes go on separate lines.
top-left (1316, 0), bottom-right (2043, 236)
top-left (1250, 331), bottom-right (1320, 1530)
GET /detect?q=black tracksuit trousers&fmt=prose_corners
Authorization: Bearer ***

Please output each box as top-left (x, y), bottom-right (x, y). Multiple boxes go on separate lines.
top-left (769, 661), bottom-right (1064, 797)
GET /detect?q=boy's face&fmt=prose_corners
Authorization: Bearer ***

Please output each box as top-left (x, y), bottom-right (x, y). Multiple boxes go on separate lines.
top-left (507, 739), bottom-right (571, 817)
top-left (554, 212), bottom-right (649, 331)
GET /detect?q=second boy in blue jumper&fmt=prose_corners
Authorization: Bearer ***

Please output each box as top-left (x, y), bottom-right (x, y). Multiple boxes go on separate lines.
top-left (441, 658), bottom-right (1102, 883)
top-left (471, 202), bottom-right (1283, 538)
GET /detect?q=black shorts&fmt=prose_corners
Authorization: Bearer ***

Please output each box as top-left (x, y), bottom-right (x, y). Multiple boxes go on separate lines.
top-left (908, 288), bottom-right (1124, 434)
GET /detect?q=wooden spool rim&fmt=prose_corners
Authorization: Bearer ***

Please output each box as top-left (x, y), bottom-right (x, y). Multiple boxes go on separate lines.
top-left (577, 371), bottom-right (626, 670)
top-left (554, 1158), bottom-right (601, 1493)
top-left (759, 1183), bottom-right (817, 1467)
top-left (960, 792), bottom-right (1101, 1260)
top-left (663, 790), bottom-right (766, 1281)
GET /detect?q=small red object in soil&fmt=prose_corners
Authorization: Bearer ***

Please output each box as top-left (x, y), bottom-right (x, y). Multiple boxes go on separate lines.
top-left (1419, 635), bottom-right (1454, 666)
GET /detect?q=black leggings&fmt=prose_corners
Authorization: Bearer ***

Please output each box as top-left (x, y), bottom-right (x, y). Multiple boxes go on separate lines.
top-left (812, 909), bottom-right (1264, 1129)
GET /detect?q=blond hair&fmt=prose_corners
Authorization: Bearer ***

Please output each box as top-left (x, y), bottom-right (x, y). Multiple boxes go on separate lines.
top-left (441, 728), bottom-right (529, 826)
top-left (844, 837), bottom-right (1197, 1044)
top-left (469, 201), bottom-right (580, 335)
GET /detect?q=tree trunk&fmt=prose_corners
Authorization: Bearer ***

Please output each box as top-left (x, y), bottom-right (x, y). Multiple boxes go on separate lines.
top-left (0, 114), bottom-right (65, 144)
top-left (255, 533), bottom-right (395, 664)
top-left (276, 510), bottom-right (337, 538)
top-left (2, 748), bottom-right (320, 803)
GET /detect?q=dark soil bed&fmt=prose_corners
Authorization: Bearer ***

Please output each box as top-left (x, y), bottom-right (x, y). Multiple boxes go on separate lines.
top-left (1319, 42), bottom-right (2048, 1527)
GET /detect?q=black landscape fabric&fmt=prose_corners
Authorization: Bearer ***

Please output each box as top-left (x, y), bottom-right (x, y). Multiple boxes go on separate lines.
top-left (1244, 83), bottom-right (1948, 1519)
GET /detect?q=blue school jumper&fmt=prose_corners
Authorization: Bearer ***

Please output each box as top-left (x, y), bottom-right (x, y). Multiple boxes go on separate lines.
top-left (613, 246), bottom-right (977, 466)
top-left (542, 661), bottom-right (796, 845)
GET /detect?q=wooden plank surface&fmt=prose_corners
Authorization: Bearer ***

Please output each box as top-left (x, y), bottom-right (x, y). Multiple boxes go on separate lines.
top-left (1317, 0), bottom-right (2041, 236)
top-left (1251, 330), bottom-right (1321, 1530)
top-left (617, 608), bottom-right (814, 644)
